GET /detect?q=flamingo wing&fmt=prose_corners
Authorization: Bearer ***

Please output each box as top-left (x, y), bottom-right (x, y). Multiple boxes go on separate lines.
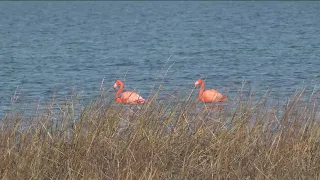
top-left (121, 91), bottom-right (146, 104)
top-left (201, 89), bottom-right (227, 103)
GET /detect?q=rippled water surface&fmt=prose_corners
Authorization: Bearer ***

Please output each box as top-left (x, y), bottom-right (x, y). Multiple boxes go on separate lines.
top-left (0, 2), bottom-right (320, 115)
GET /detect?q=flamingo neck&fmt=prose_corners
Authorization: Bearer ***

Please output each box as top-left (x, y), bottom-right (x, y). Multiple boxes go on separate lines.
top-left (115, 82), bottom-right (124, 103)
top-left (198, 81), bottom-right (205, 100)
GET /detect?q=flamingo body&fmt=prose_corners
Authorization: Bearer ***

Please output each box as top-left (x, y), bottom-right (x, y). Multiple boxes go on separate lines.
top-left (199, 89), bottom-right (227, 103)
top-left (113, 80), bottom-right (146, 105)
top-left (195, 79), bottom-right (227, 103)
top-left (117, 91), bottom-right (146, 104)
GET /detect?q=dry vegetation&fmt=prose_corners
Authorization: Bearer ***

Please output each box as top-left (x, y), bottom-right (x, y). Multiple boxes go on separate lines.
top-left (1, 87), bottom-right (320, 180)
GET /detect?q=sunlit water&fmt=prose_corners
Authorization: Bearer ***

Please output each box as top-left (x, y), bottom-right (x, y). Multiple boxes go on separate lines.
top-left (1, 2), bottom-right (320, 117)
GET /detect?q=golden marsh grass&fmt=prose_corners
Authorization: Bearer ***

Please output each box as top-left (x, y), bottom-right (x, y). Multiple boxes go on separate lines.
top-left (0, 86), bottom-right (320, 179)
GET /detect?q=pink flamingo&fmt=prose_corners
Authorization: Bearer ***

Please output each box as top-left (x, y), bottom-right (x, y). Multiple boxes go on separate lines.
top-left (194, 79), bottom-right (227, 103)
top-left (113, 80), bottom-right (146, 104)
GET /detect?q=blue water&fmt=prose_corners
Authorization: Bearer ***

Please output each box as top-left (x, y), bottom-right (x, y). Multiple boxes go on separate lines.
top-left (1, 2), bottom-right (320, 116)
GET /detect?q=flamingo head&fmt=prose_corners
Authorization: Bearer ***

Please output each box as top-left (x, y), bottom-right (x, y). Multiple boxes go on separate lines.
top-left (194, 79), bottom-right (203, 88)
top-left (113, 80), bottom-right (123, 90)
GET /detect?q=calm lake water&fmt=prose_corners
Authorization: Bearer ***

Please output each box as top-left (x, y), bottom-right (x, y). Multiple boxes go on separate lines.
top-left (0, 2), bottom-right (320, 116)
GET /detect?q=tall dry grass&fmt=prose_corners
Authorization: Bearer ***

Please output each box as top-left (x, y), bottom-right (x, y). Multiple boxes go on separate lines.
top-left (0, 86), bottom-right (320, 180)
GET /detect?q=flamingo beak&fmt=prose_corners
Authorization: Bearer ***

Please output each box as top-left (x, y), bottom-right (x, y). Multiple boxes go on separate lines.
top-left (113, 83), bottom-right (118, 89)
top-left (194, 82), bottom-right (199, 87)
